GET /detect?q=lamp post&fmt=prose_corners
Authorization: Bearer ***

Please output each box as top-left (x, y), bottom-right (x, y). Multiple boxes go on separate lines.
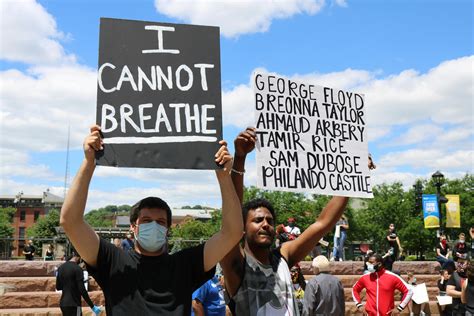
top-left (432, 171), bottom-right (448, 235)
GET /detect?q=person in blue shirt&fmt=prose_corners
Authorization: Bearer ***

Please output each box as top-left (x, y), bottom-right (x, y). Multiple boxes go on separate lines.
top-left (120, 232), bottom-right (134, 252)
top-left (191, 274), bottom-right (226, 316)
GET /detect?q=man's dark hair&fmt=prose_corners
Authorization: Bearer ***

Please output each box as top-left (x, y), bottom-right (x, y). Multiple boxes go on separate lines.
top-left (242, 198), bottom-right (275, 225)
top-left (467, 261), bottom-right (474, 282)
top-left (369, 253), bottom-right (384, 266)
top-left (130, 197), bottom-right (172, 227)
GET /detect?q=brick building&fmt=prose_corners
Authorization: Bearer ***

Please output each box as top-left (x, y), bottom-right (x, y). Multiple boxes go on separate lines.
top-left (0, 191), bottom-right (63, 257)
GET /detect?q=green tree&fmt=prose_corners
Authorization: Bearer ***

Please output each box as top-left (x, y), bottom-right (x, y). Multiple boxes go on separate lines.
top-left (27, 209), bottom-right (60, 239)
top-left (351, 182), bottom-right (412, 252)
top-left (84, 204), bottom-right (131, 227)
top-left (0, 207), bottom-right (15, 238)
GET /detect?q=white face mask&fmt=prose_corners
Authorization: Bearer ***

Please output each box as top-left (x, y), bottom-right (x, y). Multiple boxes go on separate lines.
top-left (136, 221), bottom-right (167, 253)
top-left (459, 240), bottom-right (465, 244)
top-left (366, 263), bottom-right (376, 273)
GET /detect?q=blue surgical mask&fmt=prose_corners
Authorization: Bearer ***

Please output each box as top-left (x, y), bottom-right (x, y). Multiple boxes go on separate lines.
top-left (136, 221), bottom-right (167, 253)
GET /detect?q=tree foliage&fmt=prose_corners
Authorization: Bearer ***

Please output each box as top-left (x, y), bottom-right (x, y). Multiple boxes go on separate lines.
top-left (84, 204), bottom-right (131, 227)
top-left (0, 207), bottom-right (15, 238)
top-left (77, 174), bottom-right (474, 258)
top-left (27, 209), bottom-right (60, 239)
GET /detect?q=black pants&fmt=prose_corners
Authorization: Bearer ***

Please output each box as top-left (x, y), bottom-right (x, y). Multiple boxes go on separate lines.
top-left (60, 306), bottom-right (82, 316)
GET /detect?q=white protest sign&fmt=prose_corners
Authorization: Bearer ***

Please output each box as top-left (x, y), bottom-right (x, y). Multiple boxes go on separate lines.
top-left (436, 295), bottom-right (452, 306)
top-left (411, 283), bottom-right (430, 304)
top-left (253, 72), bottom-right (373, 198)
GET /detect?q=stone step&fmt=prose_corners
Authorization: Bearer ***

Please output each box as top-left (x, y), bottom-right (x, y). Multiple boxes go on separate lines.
top-left (303, 274), bottom-right (442, 288)
top-left (345, 301), bottom-right (442, 316)
top-left (299, 261), bottom-right (441, 276)
top-left (0, 260), bottom-right (442, 277)
top-left (0, 307), bottom-right (101, 316)
top-left (0, 261), bottom-right (61, 278)
top-left (0, 291), bottom-right (105, 309)
top-left (0, 277), bottom-right (101, 293)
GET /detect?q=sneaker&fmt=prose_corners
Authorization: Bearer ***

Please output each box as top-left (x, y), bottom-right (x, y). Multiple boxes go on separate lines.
top-left (330, 257), bottom-right (335, 262)
top-left (409, 312), bottom-right (414, 316)
top-left (339, 258), bottom-right (343, 261)
top-left (420, 312), bottom-right (426, 316)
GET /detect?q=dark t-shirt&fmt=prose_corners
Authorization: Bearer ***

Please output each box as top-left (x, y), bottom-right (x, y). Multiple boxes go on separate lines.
top-left (387, 231), bottom-right (398, 248)
top-left (437, 279), bottom-right (447, 293)
top-left (446, 272), bottom-right (466, 312)
top-left (56, 261), bottom-right (94, 308)
top-left (336, 219), bottom-right (348, 232)
top-left (86, 238), bottom-right (214, 315)
top-left (466, 280), bottom-right (474, 312)
top-left (436, 242), bottom-right (449, 256)
top-left (24, 244), bottom-right (35, 260)
top-left (121, 238), bottom-right (134, 252)
top-left (453, 242), bottom-right (468, 260)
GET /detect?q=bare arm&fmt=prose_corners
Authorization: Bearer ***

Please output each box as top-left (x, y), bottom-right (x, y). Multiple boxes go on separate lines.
top-left (230, 127), bottom-right (255, 203)
top-left (220, 128), bottom-right (256, 296)
top-left (446, 285), bottom-right (462, 298)
top-left (203, 141), bottom-right (243, 272)
top-left (192, 300), bottom-right (205, 316)
top-left (60, 125), bottom-right (102, 267)
top-left (461, 279), bottom-right (468, 304)
top-left (396, 237), bottom-right (403, 250)
top-left (281, 196), bottom-right (349, 267)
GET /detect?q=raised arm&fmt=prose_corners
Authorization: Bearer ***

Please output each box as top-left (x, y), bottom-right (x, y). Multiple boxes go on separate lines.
top-left (220, 128), bottom-right (256, 296)
top-left (461, 279), bottom-right (468, 304)
top-left (203, 141), bottom-right (243, 272)
top-left (281, 196), bottom-right (349, 267)
top-left (60, 125), bottom-right (102, 267)
top-left (230, 127), bottom-right (256, 203)
top-left (446, 284), bottom-right (462, 298)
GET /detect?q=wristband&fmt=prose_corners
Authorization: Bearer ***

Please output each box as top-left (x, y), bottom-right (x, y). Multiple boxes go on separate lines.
top-left (397, 305), bottom-right (403, 311)
top-left (356, 303), bottom-right (363, 309)
top-left (231, 168), bottom-right (245, 175)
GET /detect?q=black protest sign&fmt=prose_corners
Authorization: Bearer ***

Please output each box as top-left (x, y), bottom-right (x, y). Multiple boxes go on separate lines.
top-left (96, 18), bottom-right (222, 169)
top-left (253, 72), bottom-right (373, 198)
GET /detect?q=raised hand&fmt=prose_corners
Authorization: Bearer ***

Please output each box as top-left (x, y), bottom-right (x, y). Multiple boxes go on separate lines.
top-left (84, 125), bottom-right (103, 163)
top-left (368, 153), bottom-right (376, 170)
top-left (215, 140), bottom-right (233, 173)
top-left (234, 127), bottom-right (256, 158)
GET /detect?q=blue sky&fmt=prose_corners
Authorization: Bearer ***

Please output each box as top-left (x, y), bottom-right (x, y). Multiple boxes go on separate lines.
top-left (0, 0), bottom-right (472, 210)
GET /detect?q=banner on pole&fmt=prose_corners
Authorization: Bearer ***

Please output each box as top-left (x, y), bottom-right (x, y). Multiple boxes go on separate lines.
top-left (422, 194), bottom-right (440, 229)
top-left (253, 72), bottom-right (372, 198)
top-left (445, 194), bottom-right (461, 228)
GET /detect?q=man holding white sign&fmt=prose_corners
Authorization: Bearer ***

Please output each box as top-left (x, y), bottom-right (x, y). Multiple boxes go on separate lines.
top-left (60, 125), bottom-right (242, 315)
top-left (221, 127), bottom-right (375, 315)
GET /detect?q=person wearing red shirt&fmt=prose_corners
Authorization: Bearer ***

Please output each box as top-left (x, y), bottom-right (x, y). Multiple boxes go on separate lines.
top-left (352, 253), bottom-right (413, 315)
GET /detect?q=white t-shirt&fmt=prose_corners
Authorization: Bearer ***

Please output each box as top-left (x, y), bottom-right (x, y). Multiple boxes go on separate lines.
top-left (285, 226), bottom-right (301, 236)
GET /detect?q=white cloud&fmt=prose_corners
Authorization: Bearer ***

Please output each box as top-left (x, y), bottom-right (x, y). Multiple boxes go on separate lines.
top-left (389, 124), bottom-right (443, 146)
top-left (363, 56), bottom-right (473, 127)
top-left (0, 0), bottom-right (75, 65)
top-left (222, 57), bottom-right (473, 142)
top-left (154, 0), bottom-right (328, 37)
top-left (0, 65), bottom-right (97, 153)
top-left (0, 147), bottom-right (59, 182)
top-left (379, 149), bottom-right (473, 172)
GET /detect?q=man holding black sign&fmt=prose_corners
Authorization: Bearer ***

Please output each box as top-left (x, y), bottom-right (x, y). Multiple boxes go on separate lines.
top-left (221, 127), bottom-right (376, 316)
top-left (60, 125), bottom-right (242, 315)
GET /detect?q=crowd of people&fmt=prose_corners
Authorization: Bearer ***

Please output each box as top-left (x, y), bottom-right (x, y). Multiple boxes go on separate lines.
top-left (46, 125), bottom-right (474, 316)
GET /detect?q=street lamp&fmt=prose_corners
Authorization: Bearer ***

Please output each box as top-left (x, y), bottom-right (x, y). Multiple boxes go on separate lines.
top-left (432, 171), bottom-right (448, 234)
